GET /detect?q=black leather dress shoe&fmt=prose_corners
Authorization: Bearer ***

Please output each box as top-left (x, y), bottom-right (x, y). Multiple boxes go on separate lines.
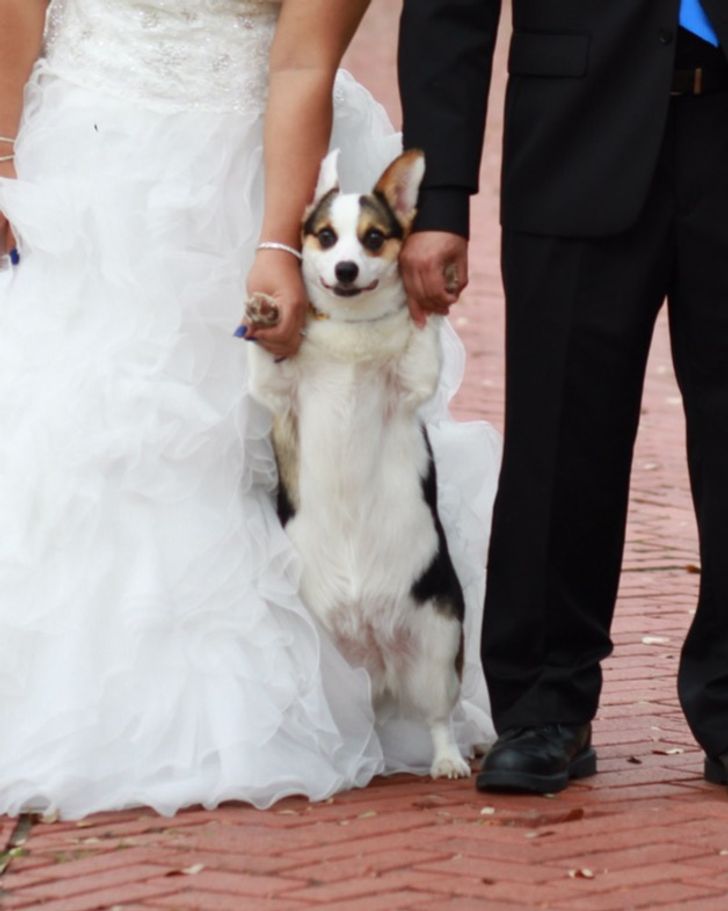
top-left (704, 752), bottom-right (728, 787)
top-left (476, 723), bottom-right (597, 794)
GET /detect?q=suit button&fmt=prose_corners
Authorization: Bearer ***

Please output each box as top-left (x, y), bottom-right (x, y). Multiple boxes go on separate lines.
top-left (658, 27), bottom-right (674, 45)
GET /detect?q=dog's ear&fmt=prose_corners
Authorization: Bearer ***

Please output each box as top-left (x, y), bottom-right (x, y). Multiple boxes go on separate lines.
top-left (312, 149), bottom-right (341, 206)
top-left (373, 150), bottom-right (425, 229)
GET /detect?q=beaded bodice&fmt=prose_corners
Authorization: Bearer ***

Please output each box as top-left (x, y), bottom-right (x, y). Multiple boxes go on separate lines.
top-left (44, 0), bottom-right (282, 113)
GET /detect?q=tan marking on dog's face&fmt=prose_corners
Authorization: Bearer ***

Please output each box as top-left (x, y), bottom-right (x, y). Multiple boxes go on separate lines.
top-left (356, 197), bottom-right (405, 263)
top-left (302, 190), bottom-right (339, 254)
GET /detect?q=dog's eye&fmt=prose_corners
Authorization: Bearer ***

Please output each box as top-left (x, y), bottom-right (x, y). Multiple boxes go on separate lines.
top-left (363, 229), bottom-right (385, 253)
top-left (318, 228), bottom-right (337, 249)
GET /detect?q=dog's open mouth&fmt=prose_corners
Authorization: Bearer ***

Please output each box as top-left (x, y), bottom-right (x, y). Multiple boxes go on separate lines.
top-left (322, 279), bottom-right (379, 298)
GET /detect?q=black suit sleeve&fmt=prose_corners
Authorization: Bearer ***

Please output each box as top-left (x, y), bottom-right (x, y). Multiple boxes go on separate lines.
top-left (398, 0), bottom-right (502, 238)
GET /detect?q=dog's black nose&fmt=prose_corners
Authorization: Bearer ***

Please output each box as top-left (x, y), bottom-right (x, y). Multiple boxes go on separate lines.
top-left (335, 261), bottom-right (359, 285)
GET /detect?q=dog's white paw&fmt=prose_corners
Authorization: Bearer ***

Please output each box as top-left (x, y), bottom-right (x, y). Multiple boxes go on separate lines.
top-left (431, 752), bottom-right (471, 780)
top-left (245, 292), bottom-right (280, 329)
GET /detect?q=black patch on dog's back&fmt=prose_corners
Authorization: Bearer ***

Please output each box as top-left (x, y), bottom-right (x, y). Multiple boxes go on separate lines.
top-left (276, 481), bottom-right (296, 527)
top-left (411, 427), bottom-right (465, 623)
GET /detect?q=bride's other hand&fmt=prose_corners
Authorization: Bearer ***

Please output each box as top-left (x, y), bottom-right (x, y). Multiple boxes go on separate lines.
top-left (245, 250), bottom-right (308, 359)
top-left (0, 212), bottom-right (18, 261)
top-left (0, 159), bottom-right (18, 258)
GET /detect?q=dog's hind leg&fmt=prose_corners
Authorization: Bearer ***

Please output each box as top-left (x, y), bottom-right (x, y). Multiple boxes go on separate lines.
top-left (402, 604), bottom-right (471, 779)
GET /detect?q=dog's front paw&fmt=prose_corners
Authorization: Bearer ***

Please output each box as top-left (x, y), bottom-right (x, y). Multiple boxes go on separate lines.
top-left (245, 292), bottom-right (280, 329)
top-left (431, 751), bottom-right (471, 780)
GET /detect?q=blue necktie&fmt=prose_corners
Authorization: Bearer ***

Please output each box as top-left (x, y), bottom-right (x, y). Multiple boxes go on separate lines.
top-left (680, 0), bottom-right (720, 46)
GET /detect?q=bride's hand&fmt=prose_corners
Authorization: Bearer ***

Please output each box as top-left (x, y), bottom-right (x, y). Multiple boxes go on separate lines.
top-left (0, 158), bottom-right (18, 258)
top-left (243, 250), bottom-right (308, 359)
top-left (0, 212), bottom-right (16, 260)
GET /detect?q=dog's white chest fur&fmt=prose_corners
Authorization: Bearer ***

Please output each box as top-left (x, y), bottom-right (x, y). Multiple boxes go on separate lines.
top-left (288, 312), bottom-right (439, 636)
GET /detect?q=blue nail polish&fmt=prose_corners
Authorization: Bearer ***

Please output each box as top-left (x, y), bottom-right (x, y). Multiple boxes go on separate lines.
top-left (9, 248), bottom-right (19, 266)
top-left (233, 325), bottom-right (248, 338)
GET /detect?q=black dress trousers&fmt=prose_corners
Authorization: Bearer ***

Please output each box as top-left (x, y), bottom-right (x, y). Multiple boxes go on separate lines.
top-left (482, 85), bottom-right (728, 758)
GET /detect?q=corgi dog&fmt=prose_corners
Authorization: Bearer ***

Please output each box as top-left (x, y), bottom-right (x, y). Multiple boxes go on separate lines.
top-left (247, 149), bottom-right (470, 779)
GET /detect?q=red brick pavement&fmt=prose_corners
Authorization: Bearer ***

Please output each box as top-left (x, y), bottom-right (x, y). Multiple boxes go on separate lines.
top-left (3, 4), bottom-right (728, 910)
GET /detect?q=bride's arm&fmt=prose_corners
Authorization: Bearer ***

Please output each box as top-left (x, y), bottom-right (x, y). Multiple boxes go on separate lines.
top-left (0, 0), bottom-right (48, 253)
top-left (243, 0), bottom-right (370, 358)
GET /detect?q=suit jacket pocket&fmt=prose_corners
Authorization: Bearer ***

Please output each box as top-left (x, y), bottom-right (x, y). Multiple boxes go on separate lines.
top-left (508, 31), bottom-right (590, 78)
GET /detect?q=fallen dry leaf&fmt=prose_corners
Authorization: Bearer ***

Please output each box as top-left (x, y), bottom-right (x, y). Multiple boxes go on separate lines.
top-left (165, 863), bottom-right (205, 877)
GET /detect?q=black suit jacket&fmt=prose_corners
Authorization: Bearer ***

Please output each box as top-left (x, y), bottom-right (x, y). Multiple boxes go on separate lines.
top-left (399, 0), bottom-right (728, 239)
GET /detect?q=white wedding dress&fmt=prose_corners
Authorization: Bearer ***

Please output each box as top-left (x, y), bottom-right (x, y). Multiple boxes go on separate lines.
top-left (0, 0), bottom-right (501, 819)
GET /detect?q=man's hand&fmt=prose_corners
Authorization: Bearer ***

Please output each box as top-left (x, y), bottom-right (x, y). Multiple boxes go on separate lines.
top-left (400, 230), bottom-right (468, 326)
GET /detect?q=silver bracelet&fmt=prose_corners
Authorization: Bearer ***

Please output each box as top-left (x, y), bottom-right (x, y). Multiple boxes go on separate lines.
top-left (0, 154), bottom-right (14, 163)
top-left (256, 241), bottom-right (303, 261)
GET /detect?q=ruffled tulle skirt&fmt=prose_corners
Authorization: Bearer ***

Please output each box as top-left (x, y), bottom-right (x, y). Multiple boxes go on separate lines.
top-left (0, 65), bottom-right (500, 819)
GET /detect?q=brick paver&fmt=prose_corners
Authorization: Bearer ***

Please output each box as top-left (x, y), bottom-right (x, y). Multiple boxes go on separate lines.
top-left (3, 3), bottom-right (728, 910)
